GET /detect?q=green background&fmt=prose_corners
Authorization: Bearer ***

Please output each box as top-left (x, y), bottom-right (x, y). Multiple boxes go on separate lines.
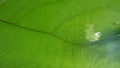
top-left (0, 0), bottom-right (120, 68)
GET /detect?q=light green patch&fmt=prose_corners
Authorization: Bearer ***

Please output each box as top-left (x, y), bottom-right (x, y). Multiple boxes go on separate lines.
top-left (0, 0), bottom-right (6, 5)
top-left (85, 24), bottom-right (101, 42)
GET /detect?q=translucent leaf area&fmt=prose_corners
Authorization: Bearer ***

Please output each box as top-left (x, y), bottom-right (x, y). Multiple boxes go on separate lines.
top-left (0, 0), bottom-right (120, 68)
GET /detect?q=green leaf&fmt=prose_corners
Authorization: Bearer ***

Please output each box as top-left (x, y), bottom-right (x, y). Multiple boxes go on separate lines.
top-left (0, 0), bottom-right (120, 68)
